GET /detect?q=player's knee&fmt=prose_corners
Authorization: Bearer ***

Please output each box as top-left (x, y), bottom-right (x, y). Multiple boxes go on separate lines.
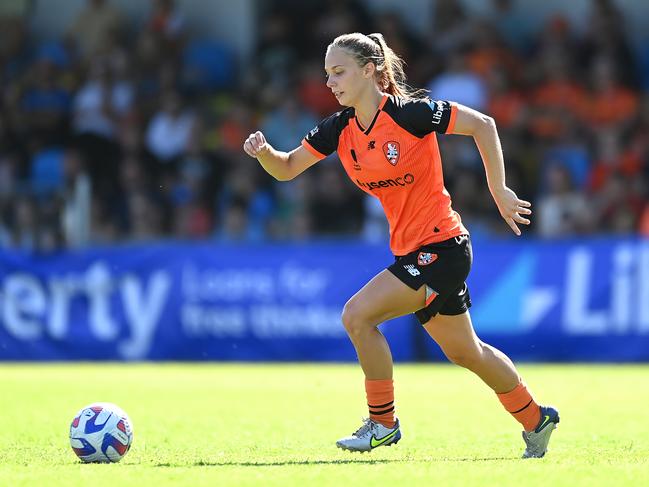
top-left (341, 300), bottom-right (369, 339)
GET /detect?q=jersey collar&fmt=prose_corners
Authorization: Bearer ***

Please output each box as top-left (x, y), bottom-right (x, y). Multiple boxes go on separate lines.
top-left (354, 94), bottom-right (389, 135)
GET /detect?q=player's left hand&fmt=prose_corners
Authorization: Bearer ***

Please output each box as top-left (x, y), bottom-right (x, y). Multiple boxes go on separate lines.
top-left (492, 186), bottom-right (531, 236)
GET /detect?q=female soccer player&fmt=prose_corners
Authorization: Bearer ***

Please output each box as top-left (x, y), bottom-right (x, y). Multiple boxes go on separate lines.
top-left (243, 32), bottom-right (559, 458)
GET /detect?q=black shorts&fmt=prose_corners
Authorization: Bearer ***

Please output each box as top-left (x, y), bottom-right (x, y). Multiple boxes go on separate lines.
top-left (387, 234), bottom-right (472, 324)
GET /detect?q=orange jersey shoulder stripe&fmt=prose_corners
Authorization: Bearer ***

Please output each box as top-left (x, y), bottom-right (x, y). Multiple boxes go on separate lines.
top-left (447, 104), bottom-right (458, 134)
top-left (301, 138), bottom-right (326, 159)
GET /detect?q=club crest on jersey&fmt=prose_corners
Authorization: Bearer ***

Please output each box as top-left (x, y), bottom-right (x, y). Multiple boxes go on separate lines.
top-left (383, 141), bottom-right (400, 166)
top-left (418, 252), bottom-right (438, 266)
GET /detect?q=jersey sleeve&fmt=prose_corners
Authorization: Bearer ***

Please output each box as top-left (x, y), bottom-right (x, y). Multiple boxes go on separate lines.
top-left (301, 111), bottom-right (345, 159)
top-left (400, 98), bottom-right (458, 136)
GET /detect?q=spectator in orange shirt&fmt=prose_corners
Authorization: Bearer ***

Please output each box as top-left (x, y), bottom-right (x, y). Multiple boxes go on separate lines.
top-left (581, 57), bottom-right (639, 131)
top-left (486, 67), bottom-right (526, 131)
top-left (465, 20), bottom-right (519, 80)
top-left (528, 53), bottom-right (586, 140)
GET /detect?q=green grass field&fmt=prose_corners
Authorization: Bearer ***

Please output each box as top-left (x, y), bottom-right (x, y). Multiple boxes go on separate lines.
top-left (1, 364), bottom-right (647, 486)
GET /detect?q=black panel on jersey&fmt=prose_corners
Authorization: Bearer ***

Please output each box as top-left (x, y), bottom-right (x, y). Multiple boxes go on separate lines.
top-left (382, 96), bottom-right (454, 138)
top-left (304, 108), bottom-right (354, 157)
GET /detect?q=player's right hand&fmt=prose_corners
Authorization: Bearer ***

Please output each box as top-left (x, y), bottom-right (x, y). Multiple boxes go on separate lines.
top-left (492, 186), bottom-right (532, 236)
top-left (243, 131), bottom-right (270, 158)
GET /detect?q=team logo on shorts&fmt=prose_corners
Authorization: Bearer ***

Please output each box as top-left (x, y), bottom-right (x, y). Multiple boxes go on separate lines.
top-left (418, 252), bottom-right (438, 266)
top-left (383, 141), bottom-right (400, 166)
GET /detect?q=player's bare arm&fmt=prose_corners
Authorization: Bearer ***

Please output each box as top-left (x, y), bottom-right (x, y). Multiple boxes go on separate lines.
top-left (243, 131), bottom-right (320, 181)
top-left (451, 104), bottom-right (532, 236)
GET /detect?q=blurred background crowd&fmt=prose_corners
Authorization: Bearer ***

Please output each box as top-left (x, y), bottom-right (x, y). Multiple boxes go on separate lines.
top-left (1, 0), bottom-right (649, 252)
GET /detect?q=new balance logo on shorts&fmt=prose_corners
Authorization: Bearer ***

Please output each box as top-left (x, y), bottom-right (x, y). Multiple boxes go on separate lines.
top-left (403, 264), bottom-right (420, 276)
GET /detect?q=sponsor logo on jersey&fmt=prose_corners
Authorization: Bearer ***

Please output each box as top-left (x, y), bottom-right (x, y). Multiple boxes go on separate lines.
top-left (355, 173), bottom-right (414, 191)
top-left (418, 252), bottom-right (438, 266)
top-left (383, 141), bottom-right (400, 165)
top-left (428, 99), bottom-right (447, 125)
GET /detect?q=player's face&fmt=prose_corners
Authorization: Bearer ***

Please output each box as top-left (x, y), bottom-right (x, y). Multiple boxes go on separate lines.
top-left (324, 47), bottom-right (370, 107)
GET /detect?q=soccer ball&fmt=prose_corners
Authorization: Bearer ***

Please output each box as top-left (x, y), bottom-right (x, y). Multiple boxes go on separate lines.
top-left (69, 402), bottom-right (133, 463)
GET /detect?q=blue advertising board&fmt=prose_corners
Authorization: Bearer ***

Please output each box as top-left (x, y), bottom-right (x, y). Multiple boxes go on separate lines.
top-left (468, 238), bottom-right (649, 361)
top-left (0, 242), bottom-right (413, 361)
top-left (1, 238), bottom-right (648, 361)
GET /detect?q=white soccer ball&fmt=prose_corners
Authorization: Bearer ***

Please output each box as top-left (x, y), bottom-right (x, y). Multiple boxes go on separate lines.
top-left (69, 402), bottom-right (134, 463)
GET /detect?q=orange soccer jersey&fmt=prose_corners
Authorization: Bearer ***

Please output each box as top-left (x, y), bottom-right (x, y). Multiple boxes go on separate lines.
top-left (301, 94), bottom-right (467, 255)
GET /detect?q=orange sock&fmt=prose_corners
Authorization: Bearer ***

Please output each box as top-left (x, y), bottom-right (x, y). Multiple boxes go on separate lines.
top-left (365, 379), bottom-right (396, 428)
top-left (497, 382), bottom-right (541, 432)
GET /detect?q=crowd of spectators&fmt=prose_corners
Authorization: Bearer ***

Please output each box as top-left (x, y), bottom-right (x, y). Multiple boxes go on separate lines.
top-left (1, 0), bottom-right (648, 252)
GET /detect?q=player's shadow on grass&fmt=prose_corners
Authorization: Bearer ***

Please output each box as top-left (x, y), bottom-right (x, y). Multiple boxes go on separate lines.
top-left (157, 459), bottom-right (400, 467)
top-left (155, 457), bottom-right (515, 468)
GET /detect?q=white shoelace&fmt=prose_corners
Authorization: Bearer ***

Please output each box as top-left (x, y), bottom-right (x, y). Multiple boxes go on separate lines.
top-left (352, 418), bottom-right (377, 437)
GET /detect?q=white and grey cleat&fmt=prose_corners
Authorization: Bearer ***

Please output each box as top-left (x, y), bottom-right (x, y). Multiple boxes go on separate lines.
top-left (522, 406), bottom-right (560, 458)
top-left (336, 418), bottom-right (401, 452)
